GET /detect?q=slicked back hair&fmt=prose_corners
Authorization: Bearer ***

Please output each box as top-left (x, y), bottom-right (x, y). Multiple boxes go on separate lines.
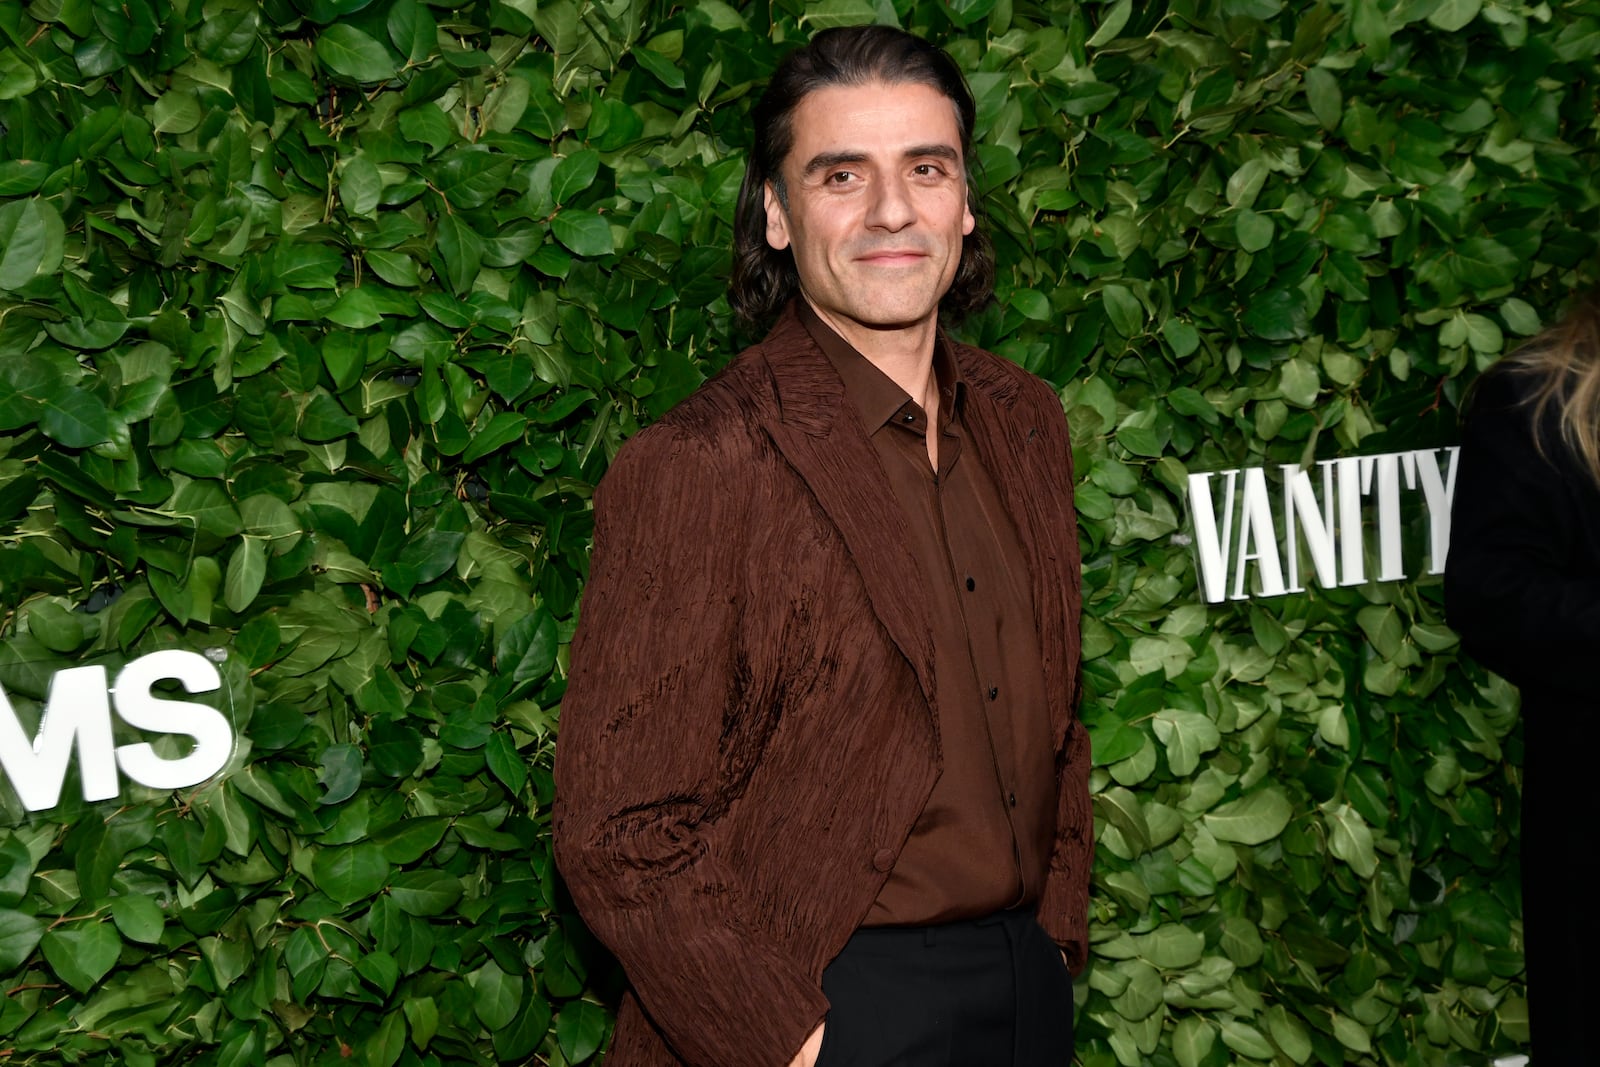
top-left (729, 26), bottom-right (995, 330)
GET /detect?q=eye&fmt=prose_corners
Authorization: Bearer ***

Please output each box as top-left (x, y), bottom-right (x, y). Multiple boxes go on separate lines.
top-left (825, 170), bottom-right (858, 184)
top-left (912, 162), bottom-right (947, 178)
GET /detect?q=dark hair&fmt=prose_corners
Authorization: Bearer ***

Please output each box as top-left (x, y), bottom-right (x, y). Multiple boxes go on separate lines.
top-left (729, 26), bottom-right (996, 329)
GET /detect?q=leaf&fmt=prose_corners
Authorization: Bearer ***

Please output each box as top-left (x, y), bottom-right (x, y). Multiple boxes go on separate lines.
top-left (374, 817), bottom-right (451, 864)
top-left (1101, 284), bottom-right (1144, 337)
top-left (1500, 297), bottom-right (1541, 336)
top-left (1203, 788), bottom-right (1293, 844)
top-left (224, 535), bottom-right (267, 612)
top-left (497, 607), bottom-right (557, 691)
top-left (1172, 1016), bottom-right (1216, 1067)
top-left (1357, 604), bottom-right (1402, 659)
top-left (1134, 924), bottom-right (1204, 968)
top-left (1449, 238), bottom-right (1519, 290)
top-left (300, 392), bottom-right (360, 440)
top-left (634, 48), bottom-right (684, 89)
top-left (1331, 1013), bottom-right (1372, 1053)
top-left (388, 869), bottom-right (463, 916)
top-left (312, 843), bottom-right (391, 904)
top-left (151, 90), bottom-right (201, 133)
top-left (556, 999), bottom-right (608, 1063)
top-left (551, 150), bottom-right (601, 205)
top-left (42, 390), bottom-right (114, 448)
top-left (317, 743), bottom-right (364, 805)
top-left (0, 909), bottom-right (45, 970)
top-left (470, 959), bottom-right (523, 1030)
top-left (341, 154), bottom-right (384, 217)
top-left (1150, 710), bottom-right (1221, 777)
top-left (242, 494), bottom-right (302, 549)
top-left (0, 161), bottom-right (51, 196)
top-left (0, 198), bottom-right (66, 291)
top-left (110, 895), bottom-right (166, 945)
top-left (1278, 358), bottom-right (1320, 407)
top-left (278, 244), bottom-right (346, 289)
top-left (172, 481), bottom-right (243, 538)
top-left (1220, 1019), bottom-right (1276, 1060)
top-left (496, 996), bottom-right (553, 1059)
top-left (1225, 159), bottom-right (1269, 210)
top-left (404, 997), bottom-right (439, 1050)
top-left (1235, 209), bottom-right (1273, 252)
top-left (325, 289), bottom-right (384, 330)
top-left (387, 0), bottom-right (436, 62)
top-left (1241, 289), bottom-right (1308, 340)
top-left (1324, 802), bottom-right (1378, 877)
top-left (485, 730), bottom-right (529, 794)
top-left (366, 249), bottom-right (422, 287)
top-left (40, 923), bottom-right (122, 992)
top-left (366, 1009), bottom-right (406, 1067)
top-left (1304, 66), bottom-right (1342, 130)
top-left (316, 24), bottom-right (399, 82)
top-left (1428, 0), bottom-right (1480, 31)
top-left (1266, 1004), bottom-right (1313, 1064)
top-left (1087, 0), bottom-right (1133, 46)
top-left (551, 211), bottom-right (615, 257)
top-left (437, 213), bottom-right (484, 295)
top-left (1010, 289), bottom-right (1050, 321)
top-left (434, 150), bottom-right (512, 209)
top-left (462, 412), bottom-right (528, 462)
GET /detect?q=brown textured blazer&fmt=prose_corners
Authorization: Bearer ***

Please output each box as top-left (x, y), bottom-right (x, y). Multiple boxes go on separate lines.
top-left (552, 305), bottom-right (1091, 1067)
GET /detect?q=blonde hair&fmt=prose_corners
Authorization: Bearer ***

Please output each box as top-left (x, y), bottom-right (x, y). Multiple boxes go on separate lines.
top-left (1506, 289), bottom-right (1600, 487)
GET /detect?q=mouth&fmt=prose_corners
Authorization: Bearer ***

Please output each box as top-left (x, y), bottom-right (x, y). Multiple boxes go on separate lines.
top-left (856, 250), bottom-right (929, 266)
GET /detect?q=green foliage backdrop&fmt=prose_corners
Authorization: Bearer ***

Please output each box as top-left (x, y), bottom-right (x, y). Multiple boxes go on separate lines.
top-left (1, 0), bottom-right (1595, 1063)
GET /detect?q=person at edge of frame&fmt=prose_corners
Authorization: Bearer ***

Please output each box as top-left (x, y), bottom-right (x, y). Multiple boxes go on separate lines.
top-left (553, 25), bottom-right (1091, 1067)
top-left (1445, 286), bottom-right (1600, 1067)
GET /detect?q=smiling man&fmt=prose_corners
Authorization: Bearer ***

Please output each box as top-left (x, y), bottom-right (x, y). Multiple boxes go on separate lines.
top-left (554, 26), bottom-right (1090, 1067)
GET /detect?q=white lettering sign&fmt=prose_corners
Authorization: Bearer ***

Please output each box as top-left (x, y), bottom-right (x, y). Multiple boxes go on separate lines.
top-left (1186, 448), bottom-right (1459, 603)
top-left (0, 649), bottom-right (234, 812)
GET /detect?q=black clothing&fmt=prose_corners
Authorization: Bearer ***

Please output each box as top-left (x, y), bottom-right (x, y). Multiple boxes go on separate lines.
top-left (816, 910), bottom-right (1074, 1067)
top-left (1445, 366), bottom-right (1600, 1067)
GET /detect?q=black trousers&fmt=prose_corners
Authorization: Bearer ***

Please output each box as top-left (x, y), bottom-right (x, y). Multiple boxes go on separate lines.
top-left (815, 910), bottom-right (1075, 1067)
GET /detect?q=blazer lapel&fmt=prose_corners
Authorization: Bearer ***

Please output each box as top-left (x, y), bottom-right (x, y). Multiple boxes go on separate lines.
top-left (758, 308), bottom-right (937, 708)
top-left (957, 349), bottom-right (1078, 742)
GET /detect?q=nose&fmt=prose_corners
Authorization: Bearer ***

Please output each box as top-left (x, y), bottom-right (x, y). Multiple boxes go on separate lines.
top-left (865, 173), bottom-right (916, 232)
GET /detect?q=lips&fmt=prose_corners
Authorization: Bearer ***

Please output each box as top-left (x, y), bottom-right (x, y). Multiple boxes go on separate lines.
top-left (856, 249), bottom-right (930, 265)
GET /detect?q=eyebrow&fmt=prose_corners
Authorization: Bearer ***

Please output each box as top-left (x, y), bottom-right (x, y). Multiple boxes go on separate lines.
top-left (800, 143), bottom-right (962, 176)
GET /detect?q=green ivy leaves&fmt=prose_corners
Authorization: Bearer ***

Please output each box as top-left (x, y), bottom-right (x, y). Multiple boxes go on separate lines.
top-left (0, 0), bottom-right (1585, 1062)
top-left (0, 197), bottom-right (64, 291)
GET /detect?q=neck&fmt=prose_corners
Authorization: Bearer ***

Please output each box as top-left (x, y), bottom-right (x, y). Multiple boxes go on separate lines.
top-left (805, 300), bottom-right (940, 410)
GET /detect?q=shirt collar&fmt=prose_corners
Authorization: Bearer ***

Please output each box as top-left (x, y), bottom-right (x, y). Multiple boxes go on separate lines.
top-left (794, 298), bottom-right (965, 434)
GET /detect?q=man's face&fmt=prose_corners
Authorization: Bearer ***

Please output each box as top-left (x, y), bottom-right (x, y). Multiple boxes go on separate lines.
top-left (763, 79), bottom-right (975, 341)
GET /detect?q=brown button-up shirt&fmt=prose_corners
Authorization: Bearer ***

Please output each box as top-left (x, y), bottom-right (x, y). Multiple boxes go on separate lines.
top-left (797, 301), bottom-right (1056, 926)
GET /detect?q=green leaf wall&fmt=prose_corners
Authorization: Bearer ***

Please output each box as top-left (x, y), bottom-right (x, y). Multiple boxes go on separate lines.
top-left (1, 0), bottom-right (1594, 1063)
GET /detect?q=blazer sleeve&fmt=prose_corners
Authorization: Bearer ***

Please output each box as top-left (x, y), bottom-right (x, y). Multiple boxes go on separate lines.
top-left (1443, 370), bottom-right (1600, 693)
top-left (552, 421), bottom-right (828, 1067)
top-left (1025, 384), bottom-right (1095, 974)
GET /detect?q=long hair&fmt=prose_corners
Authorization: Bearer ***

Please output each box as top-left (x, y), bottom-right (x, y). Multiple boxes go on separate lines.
top-left (1504, 288), bottom-right (1600, 486)
top-left (729, 26), bottom-right (995, 330)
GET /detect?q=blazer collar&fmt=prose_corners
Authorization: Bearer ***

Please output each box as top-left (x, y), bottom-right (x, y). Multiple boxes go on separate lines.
top-left (757, 302), bottom-right (1051, 716)
top-left (764, 302), bottom-right (1014, 434)
top-left (758, 304), bottom-right (936, 707)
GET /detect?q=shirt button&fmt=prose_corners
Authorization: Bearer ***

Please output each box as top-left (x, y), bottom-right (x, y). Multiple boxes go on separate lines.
top-left (902, 413), bottom-right (915, 423)
top-left (965, 576), bottom-right (975, 591)
top-left (872, 848), bottom-right (896, 872)
top-left (1008, 793), bottom-right (1018, 807)
top-left (988, 686), bottom-right (999, 700)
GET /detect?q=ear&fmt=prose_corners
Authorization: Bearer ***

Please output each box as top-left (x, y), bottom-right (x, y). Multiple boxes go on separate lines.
top-left (962, 190), bottom-right (975, 237)
top-left (764, 181), bottom-right (791, 251)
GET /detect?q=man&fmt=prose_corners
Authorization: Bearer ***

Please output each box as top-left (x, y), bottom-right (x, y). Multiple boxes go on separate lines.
top-left (553, 25), bottom-right (1090, 1067)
